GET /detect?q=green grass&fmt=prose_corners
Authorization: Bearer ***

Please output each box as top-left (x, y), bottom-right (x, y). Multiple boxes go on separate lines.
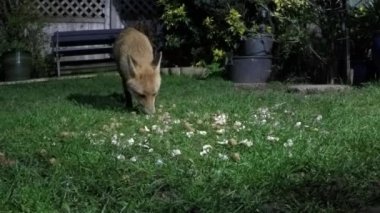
top-left (0, 74), bottom-right (379, 212)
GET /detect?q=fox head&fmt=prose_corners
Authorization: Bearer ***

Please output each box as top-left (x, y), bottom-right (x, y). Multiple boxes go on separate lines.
top-left (126, 53), bottom-right (162, 114)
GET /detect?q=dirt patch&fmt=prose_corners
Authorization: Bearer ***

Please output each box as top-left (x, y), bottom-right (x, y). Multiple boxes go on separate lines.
top-left (0, 152), bottom-right (16, 166)
top-left (287, 84), bottom-right (351, 93)
top-left (234, 83), bottom-right (351, 94)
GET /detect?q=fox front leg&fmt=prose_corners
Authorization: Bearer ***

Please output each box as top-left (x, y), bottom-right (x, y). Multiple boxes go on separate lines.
top-left (121, 79), bottom-right (133, 109)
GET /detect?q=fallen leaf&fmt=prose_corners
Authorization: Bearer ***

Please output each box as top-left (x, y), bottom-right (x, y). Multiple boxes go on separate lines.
top-left (49, 157), bottom-right (58, 165)
top-left (231, 152), bottom-right (240, 162)
top-left (184, 122), bottom-right (195, 132)
top-left (59, 131), bottom-right (76, 139)
top-left (0, 152), bottom-right (16, 166)
top-left (39, 149), bottom-right (48, 157)
top-left (228, 138), bottom-right (238, 146)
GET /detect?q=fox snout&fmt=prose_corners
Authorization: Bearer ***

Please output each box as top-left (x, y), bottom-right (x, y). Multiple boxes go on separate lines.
top-left (135, 94), bottom-right (156, 114)
top-left (127, 75), bottom-right (160, 115)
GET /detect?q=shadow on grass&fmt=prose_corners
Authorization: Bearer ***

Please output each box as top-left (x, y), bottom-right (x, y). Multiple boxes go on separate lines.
top-left (67, 93), bottom-right (127, 111)
top-left (270, 176), bottom-right (380, 212)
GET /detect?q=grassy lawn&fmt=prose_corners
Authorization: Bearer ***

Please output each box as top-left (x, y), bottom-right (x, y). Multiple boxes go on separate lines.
top-left (0, 74), bottom-right (379, 212)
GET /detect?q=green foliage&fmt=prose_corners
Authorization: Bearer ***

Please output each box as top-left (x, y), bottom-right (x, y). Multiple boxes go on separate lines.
top-left (203, 61), bottom-right (224, 78)
top-left (348, 0), bottom-right (380, 59)
top-left (361, 0), bottom-right (380, 29)
top-left (225, 8), bottom-right (246, 38)
top-left (0, 0), bottom-right (42, 51)
top-left (158, 0), bottom-right (271, 67)
top-left (271, 0), bottom-right (353, 83)
top-left (0, 0), bottom-right (50, 77)
top-left (159, 2), bottom-right (191, 49)
top-left (158, 0), bottom-right (378, 82)
top-left (273, 0), bottom-right (315, 59)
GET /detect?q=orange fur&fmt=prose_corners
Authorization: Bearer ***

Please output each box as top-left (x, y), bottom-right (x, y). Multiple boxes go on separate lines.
top-left (114, 27), bottom-right (162, 114)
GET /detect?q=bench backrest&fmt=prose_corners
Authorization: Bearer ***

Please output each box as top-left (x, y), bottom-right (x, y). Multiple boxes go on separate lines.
top-left (52, 29), bottom-right (124, 47)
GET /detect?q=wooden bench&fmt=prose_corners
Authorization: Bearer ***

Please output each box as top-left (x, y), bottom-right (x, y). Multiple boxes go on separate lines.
top-left (51, 29), bottom-right (123, 76)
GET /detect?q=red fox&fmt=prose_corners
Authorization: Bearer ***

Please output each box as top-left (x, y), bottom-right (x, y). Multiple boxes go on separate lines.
top-left (113, 27), bottom-right (162, 114)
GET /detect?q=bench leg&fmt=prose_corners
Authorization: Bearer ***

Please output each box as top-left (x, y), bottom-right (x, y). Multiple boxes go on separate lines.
top-left (56, 55), bottom-right (61, 77)
top-left (55, 32), bottom-right (61, 77)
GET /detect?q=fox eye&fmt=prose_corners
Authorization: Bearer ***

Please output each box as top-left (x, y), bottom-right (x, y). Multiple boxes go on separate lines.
top-left (137, 93), bottom-right (146, 98)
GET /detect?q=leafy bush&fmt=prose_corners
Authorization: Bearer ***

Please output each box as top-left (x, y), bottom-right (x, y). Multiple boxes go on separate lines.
top-left (349, 0), bottom-right (380, 60)
top-left (158, 0), bottom-right (364, 83)
top-left (158, 0), bottom-right (272, 67)
top-left (271, 0), bottom-right (355, 83)
top-left (0, 0), bottom-right (51, 77)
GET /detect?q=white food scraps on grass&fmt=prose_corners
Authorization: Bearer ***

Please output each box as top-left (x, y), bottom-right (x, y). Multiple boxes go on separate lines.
top-left (200, 145), bottom-right (212, 156)
top-left (213, 113), bottom-right (227, 126)
top-left (138, 143), bottom-right (151, 150)
top-left (116, 154), bottom-right (125, 160)
top-left (140, 126), bottom-right (150, 133)
top-left (239, 139), bottom-right (253, 147)
top-left (267, 136), bottom-right (280, 142)
top-left (171, 149), bottom-right (181, 157)
top-left (233, 121), bottom-right (246, 131)
top-left (127, 138), bottom-right (135, 146)
top-left (198, 130), bottom-right (207, 136)
top-left (111, 134), bottom-right (119, 145)
top-left (283, 139), bottom-right (294, 147)
top-left (218, 153), bottom-right (229, 160)
top-left (234, 121), bottom-right (242, 127)
top-left (216, 128), bottom-right (225, 134)
top-left (88, 107), bottom-right (325, 166)
top-left (156, 159), bottom-right (164, 165)
top-left (186, 131), bottom-right (194, 138)
top-left (217, 139), bottom-right (228, 145)
top-left (253, 107), bottom-right (273, 125)
top-left (158, 112), bottom-right (172, 125)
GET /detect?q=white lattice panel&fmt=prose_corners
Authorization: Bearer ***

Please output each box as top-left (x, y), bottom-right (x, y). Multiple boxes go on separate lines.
top-left (34, 0), bottom-right (106, 22)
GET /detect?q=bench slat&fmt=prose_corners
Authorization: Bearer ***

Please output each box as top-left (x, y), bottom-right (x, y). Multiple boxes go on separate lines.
top-left (53, 29), bottom-right (123, 37)
top-left (52, 35), bottom-right (119, 46)
top-left (51, 29), bottom-right (123, 47)
top-left (60, 58), bottom-right (115, 67)
top-left (53, 47), bottom-right (113, 56)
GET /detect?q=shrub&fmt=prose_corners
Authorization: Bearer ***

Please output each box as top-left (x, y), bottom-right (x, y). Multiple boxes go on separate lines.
top-left (158, 0), bottom-right (356, 83)
top-left (0, 0), bottom-right (51, 77)
top-left (158, 0), bottom-right (271, 67)
top-left (348, 0), bottom-right (380, 60)
top-left (271, 0), bottom-right (351, 83)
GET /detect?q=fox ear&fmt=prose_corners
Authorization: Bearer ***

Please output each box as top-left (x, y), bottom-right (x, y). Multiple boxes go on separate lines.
top-left (127, 55), bottom-right (138, 77)
top-left (154, 52), bottom-right (162, 73)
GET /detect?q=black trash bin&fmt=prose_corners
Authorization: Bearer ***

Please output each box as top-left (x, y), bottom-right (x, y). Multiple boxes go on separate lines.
top-left (230, 55), bottom-right (272, 83)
